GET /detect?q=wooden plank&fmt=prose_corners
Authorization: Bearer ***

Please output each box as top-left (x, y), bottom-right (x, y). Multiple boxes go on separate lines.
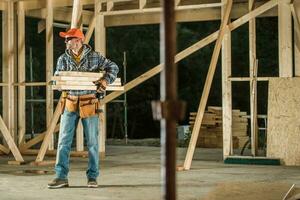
top-left (222, 0), bottom-right (233, 158)
top-left (23, 0), bottom-right (94, 10)
top-left (19, 124), bottom-right (60, 151)
top-left (267, 78), bottom-right (300, 165)
top-left (52, 85), bottom-right (124, 91)
top-left (57, 71), bottom-right (104, 77)
top-left (250, 60), bottom-right (258, 156)
top-left (54, 80), bottom-right (121, 86)
top-left (0, 116), bottom-right (24, 162)
top-left (0, 144), bottom-right (10, 154)
top-left (228, 77), bottom-right (270, 81)
top-left (182, 0), bottom-right (233, 170)
top-left (46, 0), bottom-right (54, 150)
top-left (139, 0), bottom-right (147, 9)
top-left (278, 0), bottom-right (293, 77)
top-left (8, 1), bottom-right (17, 143)
top-left (100, 0), bottom-right (279, 106)
top-left (95, 1), bottom-right (107, 159)
top-left (2, 8), bottom-right (8, 147)
top-left (18, 2), bottom-right (26, 146)
top-left (71, 0), bottom-right (82, 28)
top-left (249, 0), bottom-right (258, 156)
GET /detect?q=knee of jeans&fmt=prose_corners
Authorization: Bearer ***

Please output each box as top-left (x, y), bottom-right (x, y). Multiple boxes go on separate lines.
top-left (86, 139), bottom-right (98, 148)
top-left (58, 136), bottom-right (73, 147)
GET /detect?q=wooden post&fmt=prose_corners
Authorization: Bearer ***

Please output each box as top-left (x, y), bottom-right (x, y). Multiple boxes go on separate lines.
top-left (182, 0), bottom-right (233, 170)
top-left (221, 0), bottom-right (232, 158)
top-left (0, 116), bottom-right (24, 162)
top-left (278, 0), bottom-right (293, 77)
top-left (3, 2), bottom-right (17, 143)
top-left (95, 0), bottom-right (107, 159)
top-left (2, 3), bottom-right (8, 146)
top-left (73, 0), bottom-right (84, 153)
top-left (291, 3), bottom-right (300, 76)
top-left (249, 0), bottom-right (258, 156)
top-left (46, 0), bottom-right (54, 150)
top-left (17, 2), bottom-right (26, 146)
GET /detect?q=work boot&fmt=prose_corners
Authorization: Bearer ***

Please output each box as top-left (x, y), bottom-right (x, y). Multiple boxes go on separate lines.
top-left (47, 178), bottom-right (69, 189)
top-left (87, 178), bottom-right (98, 188)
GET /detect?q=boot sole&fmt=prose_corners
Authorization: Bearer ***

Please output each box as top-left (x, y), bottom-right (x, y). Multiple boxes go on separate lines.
top-left (48, 183), bottom-right (69, 189)
top-left (87, 184), bottom-right (98, 188)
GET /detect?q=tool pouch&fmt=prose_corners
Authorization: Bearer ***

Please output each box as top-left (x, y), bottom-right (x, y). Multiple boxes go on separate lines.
top-left (65, 97), bottom-right (79, 112)
top-left (79, 98), bottom-right (98, 118)
top-left (60, 97), bottom-right (67, 114)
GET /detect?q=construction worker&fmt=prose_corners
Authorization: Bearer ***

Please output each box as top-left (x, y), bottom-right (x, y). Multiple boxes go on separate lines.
top-left (48, 28), bottom-right (119, 189)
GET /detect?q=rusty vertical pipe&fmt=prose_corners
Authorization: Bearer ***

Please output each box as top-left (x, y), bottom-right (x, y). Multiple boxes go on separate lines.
top-left (160, 0), bottom-right (177, 199)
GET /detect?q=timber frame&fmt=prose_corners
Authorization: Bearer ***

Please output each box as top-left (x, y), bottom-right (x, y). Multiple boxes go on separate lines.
top-left (0, 0), bottom-right (299, 168)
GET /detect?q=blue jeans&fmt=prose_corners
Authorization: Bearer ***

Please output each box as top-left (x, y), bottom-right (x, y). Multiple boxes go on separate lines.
top-left (55, 109), bottom-right (99, 179)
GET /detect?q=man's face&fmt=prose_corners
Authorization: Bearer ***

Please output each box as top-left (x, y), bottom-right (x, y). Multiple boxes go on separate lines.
top-left (65, 37), bottom-right (82, 50)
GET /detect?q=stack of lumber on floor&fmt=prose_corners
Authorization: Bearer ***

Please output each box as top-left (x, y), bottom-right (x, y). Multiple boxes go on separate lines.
top-left (189, 106), bottom-right (249, 148)
top-left (51, 71), bottom-right (123, 91)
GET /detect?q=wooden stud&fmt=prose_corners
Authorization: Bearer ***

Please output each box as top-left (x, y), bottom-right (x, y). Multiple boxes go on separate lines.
top-left (0, 144), bottom-right (10, 154)
top-left (182, 0), bottom-right (232, 170)
top-left (221, 0), bottom-right (233, 158)
top-left (249, 0), bottom-right (258, 156)
top-left (18, 2), bottom-right (26, 146)
top-left (46, 0), bottom-right (54, 150)
top-left (95, 1), bottom-right (107, 159)
top-left (19, 124), bottom-right (60, 151)
top-left (139, 0), bottom-right (147, 9)
top-left (278, 0), bottom-right (293, 77)
top-left (291, 3), bottom-right (300, 76)
top-left (107, 1), bottom-right (114, 11)
top-left (250, 60), bottom-right (259, 156)
top-left (0, 116), bottom-right (24, 162)
top-left (2, 4), bottom-right (8, 146)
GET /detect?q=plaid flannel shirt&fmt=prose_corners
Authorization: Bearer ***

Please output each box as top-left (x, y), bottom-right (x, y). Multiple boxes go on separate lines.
top-left (55, 44), bottom-right (119, 96)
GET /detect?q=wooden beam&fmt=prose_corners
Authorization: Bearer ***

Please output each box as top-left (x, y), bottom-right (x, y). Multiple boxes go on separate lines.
top-left (291, 3), bottom-right (300, 76)
top-left (6, 2), bottom-right (17, 143)
top-left (46, 0), bottom-right (54, 150)
top-left (95, 0), bottom-right (107, 159)
top-left (23, 0), bottom-right (94, 10)
top-left (139, 0), bottom-right (147, 9)
top-left (100, 0), bottom-right (279, 106)
top-left (183, 0), bottom-right (232, 170)
top-left (71, 0), bottom-right (82, 28)
top-left (0, 144), bottom-right (10, 154)
top-left (278, 0), bottom-right (293, 77)
top-left (221, 0), bottom-right (232, 158)
top-left (250, 60), bottom-right (258, 156)
top-left (17, 1), bottom-right (26, 146)
top-left (2, 4), bottom-right (8, 146)
top-left (0, 115), bottom-right (24, 162)
top-left (19, 124), bottom-right (60, 151)
top-left (249, 0), bottom-right (258, 156)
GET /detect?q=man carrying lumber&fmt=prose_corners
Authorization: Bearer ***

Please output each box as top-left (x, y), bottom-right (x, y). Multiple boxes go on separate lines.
top-left (48, 28), bottom-right (119, 189)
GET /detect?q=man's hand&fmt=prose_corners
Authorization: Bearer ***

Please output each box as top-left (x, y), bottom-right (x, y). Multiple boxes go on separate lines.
top-left (93, 78), bottom-right (108, 93)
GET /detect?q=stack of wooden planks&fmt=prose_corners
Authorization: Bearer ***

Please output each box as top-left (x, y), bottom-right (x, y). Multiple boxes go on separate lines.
top-left (51, 71), bottom-right (124, 91)
top-left (189, 106), bottom-right (249, 148)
